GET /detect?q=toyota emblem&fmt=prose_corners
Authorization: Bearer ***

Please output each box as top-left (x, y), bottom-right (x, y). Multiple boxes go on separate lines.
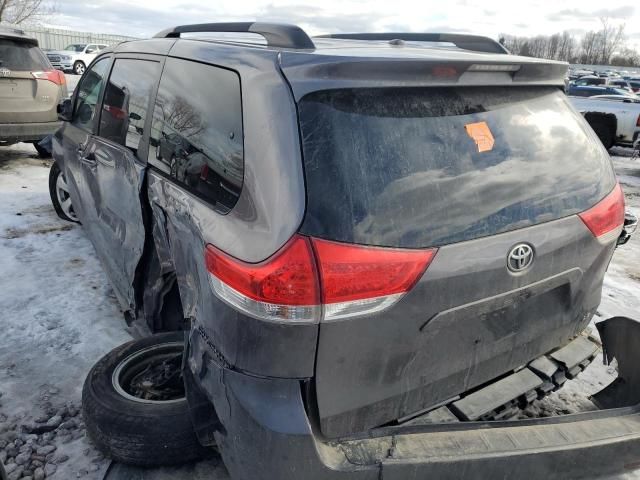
top-left (507, 243), bottom-right (534, 272)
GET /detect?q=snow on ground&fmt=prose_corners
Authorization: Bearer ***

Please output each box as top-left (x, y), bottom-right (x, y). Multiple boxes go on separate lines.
top-left (0, 144), bottom-right (226, 480)
top-left (0, 143), bottom-right (131, 479)
top-left (0, 141), bottom-right (638, 478)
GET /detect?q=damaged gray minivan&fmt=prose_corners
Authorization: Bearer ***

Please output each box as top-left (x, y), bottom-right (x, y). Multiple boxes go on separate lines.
top-left (49, 23), bottom-right (640, 479)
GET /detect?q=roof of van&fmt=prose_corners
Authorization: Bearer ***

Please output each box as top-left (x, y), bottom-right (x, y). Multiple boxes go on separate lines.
top-left (109, 23), bottom-right (569, 96)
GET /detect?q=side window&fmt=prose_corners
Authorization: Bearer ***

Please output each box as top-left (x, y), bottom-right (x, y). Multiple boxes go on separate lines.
top-left (73, 57), bottom-right (110, 131)
top-left (148, 58), bottom-right (243, 213)
top-left (99, 58), bottom-right (160, 155)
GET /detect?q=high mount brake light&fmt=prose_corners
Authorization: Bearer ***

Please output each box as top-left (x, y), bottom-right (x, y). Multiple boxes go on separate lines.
top-left (32, 70), bottom-right (66, 86)
top-left (204, 235), bottom-right (437, 323)
top-left (578, 183), bottom-right (625, 242)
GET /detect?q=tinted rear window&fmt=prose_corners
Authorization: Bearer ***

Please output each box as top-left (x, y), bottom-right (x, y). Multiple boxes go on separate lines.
top-left (298, 87), bottom-right (616, 248)
top-left (0, 40), bottom-right (48, 70)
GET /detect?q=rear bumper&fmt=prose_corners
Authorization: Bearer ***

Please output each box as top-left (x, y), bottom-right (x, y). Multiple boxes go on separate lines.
top-left (186, 317), bottom-right (640, 480)
top-left (0, 121), bottom-right (61, 143)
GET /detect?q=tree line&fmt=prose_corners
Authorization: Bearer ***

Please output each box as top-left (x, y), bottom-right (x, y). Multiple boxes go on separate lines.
top-left (499, 18), bottom-right (639, 67)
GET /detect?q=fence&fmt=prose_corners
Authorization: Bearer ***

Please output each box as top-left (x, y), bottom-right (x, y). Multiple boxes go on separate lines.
top-left (0, 23), bottom-right (139, 50)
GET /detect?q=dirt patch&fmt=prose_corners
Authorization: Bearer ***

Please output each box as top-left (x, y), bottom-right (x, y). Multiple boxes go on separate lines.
top-left (626, 270), bottom-right (640, 283)
top-left (3, 224), bottom-right (74, 240)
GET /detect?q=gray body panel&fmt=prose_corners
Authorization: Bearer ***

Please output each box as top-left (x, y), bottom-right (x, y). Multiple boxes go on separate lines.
top-left (315, 215), bottom-right (615, 437)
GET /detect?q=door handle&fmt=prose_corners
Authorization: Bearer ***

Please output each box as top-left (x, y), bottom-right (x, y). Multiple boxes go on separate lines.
top-left (81, 151), bottom-right (97, 165)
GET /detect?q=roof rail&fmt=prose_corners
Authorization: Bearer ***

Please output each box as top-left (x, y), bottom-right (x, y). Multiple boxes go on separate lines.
top-left (153, 22), bottom-right (315, 49)
top-left (316, 33), bottom-right (508, 54)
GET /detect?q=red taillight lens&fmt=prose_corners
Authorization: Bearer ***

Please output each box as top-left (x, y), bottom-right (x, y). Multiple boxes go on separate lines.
top-left (311, 238), bottom-right (436, 319)
top-left (205, 235), bottom-right (320, 322)
top-left (32, 70), bottom-right (66, 86)
top-left (636, 114), bottom-right (640, 127)
top-left (205, 235), bottom-right (436, 322)
top-left (578, 183), bottom-right (625, 241)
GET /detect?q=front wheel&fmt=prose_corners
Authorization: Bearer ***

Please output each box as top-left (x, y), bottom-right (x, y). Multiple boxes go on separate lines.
top-left (73, 61), bottom-right (86, 75)
top-left (49, 162), bottom-right (79, 223)
top-left (82, 332), bottom-right (212, 466)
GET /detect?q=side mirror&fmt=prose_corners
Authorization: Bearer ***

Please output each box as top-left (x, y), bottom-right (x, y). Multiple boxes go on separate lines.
top-left (86, 48), bottom-right (95, 54)
top-left (57, 99), bottom-right (73, 122)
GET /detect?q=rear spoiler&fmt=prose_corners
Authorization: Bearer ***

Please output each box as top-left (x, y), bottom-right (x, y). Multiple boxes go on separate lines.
top-left (317, 32), bottom-right (509, 54)
top-left (0, 26), bottom-right (38, 45)
top-left (279, 53), bottom-right (569, 100)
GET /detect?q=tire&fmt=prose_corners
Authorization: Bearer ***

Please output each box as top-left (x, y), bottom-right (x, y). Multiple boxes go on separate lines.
top-left (33, 141), bottom-right (51, 158)
top-left (73, 61), bottom-right (86, 75)
top-left (49, 162), bottom-right (80, 223)
top-left (82, 332), bottom-right (211, 467)
top-left (590, 121), bottom-right (615, 150)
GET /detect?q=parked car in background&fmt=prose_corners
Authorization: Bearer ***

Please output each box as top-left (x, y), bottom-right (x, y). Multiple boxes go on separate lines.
top-left (573, 75), bottom-right (607, 86)
top-left (608, 78), bottom-right (634, 93)
top-left (49, 23), bottom-right (639, 480)
top-left (627, 80), bottom-right (640, 93)
top-left (567, 85), bottom-right (638, 98)
top-left (570, 95), bottom-right (640, 149)
top-left (0, 26), bottom-right (67, 157)
top-left (46, 43), bottom-right (108, 75)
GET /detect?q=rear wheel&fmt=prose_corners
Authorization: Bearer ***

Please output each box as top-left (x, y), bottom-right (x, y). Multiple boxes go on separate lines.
top-left (82, 332), bottom-right (212, 466)
top-left (49, 162), bottom-right (79, 223)
top-left (73, 60), bottom-right (86, 75)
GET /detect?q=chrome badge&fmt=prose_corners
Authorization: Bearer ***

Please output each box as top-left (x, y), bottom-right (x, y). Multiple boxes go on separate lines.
top-left (507, 243), bottom-right (534, 272)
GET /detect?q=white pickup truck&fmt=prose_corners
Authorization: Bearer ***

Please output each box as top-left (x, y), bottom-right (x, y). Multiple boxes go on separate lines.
top-left (569, 95), bottom-right (640, 149)
top-left (45, 43), bottom-right (109, 75)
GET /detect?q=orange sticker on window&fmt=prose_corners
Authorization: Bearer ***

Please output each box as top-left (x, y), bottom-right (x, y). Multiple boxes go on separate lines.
top-left (465, 121), bottom-right (495, 153)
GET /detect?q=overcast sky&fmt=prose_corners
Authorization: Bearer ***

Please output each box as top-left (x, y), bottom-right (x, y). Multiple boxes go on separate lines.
top-left (49, 0), bottom-right (638, 47)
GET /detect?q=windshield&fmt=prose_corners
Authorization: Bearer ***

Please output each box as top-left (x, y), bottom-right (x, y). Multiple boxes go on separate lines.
top-left (65, 44), bottom-right (86, 52)
top-left (298, 87), bottom-right (616, 248)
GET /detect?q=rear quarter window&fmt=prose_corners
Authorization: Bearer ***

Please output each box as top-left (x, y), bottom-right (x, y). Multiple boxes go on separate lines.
top-left (298, 87), bottom-right (616, 248)
top-left (148, 58), bottom-right (243, 214)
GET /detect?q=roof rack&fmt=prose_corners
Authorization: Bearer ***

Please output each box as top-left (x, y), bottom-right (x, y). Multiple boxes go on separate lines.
top-left (316, 33), bottom-right (508, 54)
top-left (153, 22), bottom-right (315, 49)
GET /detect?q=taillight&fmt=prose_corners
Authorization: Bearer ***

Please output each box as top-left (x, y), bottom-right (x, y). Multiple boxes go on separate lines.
top-left (204, 235), bottom-right (436, 323)
top-left (205, 235), bottom-right (321, 323)
top-left (636, 114), bottom-right (640, 127)
top-left (578, 183), bottom-right (625, 242)
top-left (32, 70), bottom-right (66, 86)
top-left (311, 238), bottom-right (437, 321)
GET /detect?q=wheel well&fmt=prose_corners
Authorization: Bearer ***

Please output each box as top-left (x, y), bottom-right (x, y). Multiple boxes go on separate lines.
top-left (584, 112), bottom-right (617, 134)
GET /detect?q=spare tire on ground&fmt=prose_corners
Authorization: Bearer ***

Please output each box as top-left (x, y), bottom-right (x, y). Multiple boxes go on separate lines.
top-left (82, 332), bottom-right (213, 466)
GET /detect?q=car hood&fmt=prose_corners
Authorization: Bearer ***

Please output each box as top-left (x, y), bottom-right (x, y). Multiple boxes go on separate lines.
top-left (46, 50), bottom-right (77, 56)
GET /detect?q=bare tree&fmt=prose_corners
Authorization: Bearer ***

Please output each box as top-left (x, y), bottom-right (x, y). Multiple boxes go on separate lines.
top-left (0, 0), bottom-right (55, 25)
top-left (598, 17), bottom-right (626, 65)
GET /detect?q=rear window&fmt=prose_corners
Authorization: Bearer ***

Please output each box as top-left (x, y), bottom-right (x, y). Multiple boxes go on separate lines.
top-left (0, 39), bottom-right (48, 71)
top-left (298, 87), bottom-right (616, 248)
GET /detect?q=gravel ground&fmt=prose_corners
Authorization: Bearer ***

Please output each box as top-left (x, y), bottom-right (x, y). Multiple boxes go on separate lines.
top-left (0, 141), bottom-right (638, 479)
